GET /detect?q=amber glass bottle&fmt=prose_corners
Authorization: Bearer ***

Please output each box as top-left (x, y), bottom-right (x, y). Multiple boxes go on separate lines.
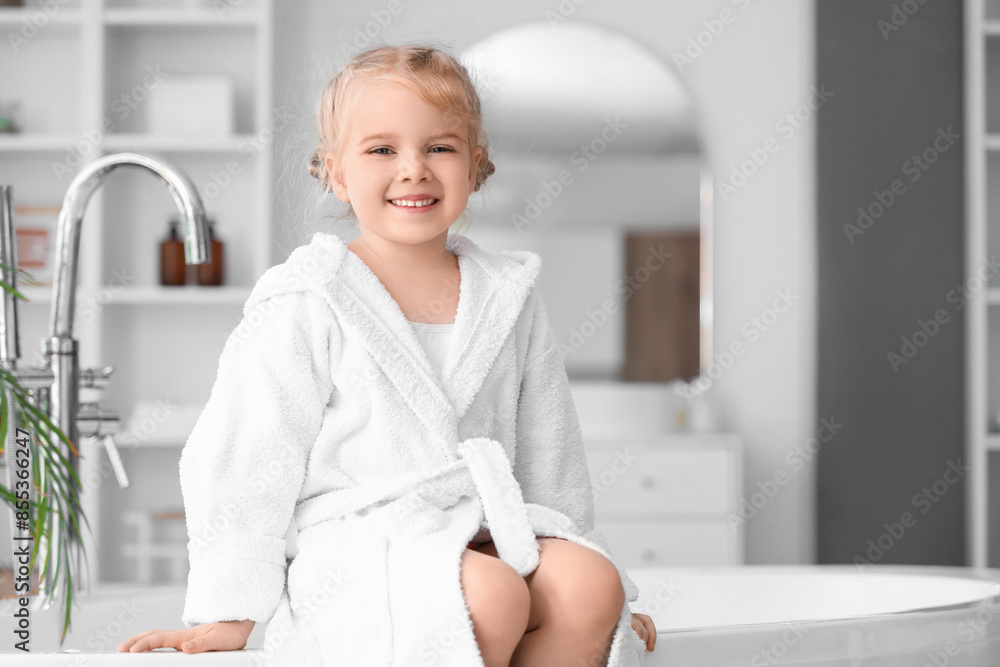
top-left (197, 219), bottom-right (224, 286)
top-left (159, 219), bottom-right (185, 286)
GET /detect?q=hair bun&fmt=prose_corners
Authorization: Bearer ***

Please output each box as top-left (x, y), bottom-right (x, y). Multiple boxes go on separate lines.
top-left (308, 150), bottom-right (330, 191)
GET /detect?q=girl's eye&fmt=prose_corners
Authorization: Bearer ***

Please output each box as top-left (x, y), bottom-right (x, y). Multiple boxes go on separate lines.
top-left (367, 146), bottom-right (453, 155)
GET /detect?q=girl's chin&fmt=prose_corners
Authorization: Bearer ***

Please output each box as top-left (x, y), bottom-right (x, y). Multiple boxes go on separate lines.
top-left (379, 223), bottom-right (455, 243)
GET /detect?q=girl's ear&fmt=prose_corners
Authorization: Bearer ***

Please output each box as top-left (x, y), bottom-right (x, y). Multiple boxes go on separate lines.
top-left (468, 146), bottom-right (483, 191)
top-left (326, 152), bottom-right (349, 202)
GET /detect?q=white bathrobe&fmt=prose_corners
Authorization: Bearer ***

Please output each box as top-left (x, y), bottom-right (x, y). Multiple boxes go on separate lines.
top-left (179, 231), bottom-right (648, 666)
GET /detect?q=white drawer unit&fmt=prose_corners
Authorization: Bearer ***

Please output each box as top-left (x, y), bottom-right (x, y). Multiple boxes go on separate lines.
top-left (584, 433), bottom-right (743, 567)
top-left (597, 521), bottom-right (736, 566)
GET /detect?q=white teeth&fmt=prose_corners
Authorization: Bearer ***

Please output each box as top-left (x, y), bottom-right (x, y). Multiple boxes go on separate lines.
top-left (390, 198), bottom-right (436, 207)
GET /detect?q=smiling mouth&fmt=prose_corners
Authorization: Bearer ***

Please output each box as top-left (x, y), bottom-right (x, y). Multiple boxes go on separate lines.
top-left (388, 198), bottom-right (439, 208)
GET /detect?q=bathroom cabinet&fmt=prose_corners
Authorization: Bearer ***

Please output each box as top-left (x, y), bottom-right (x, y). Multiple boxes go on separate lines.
top-left (584, 433), bottom-right (744, 567)
top-left (0, 0), bottom-right (274, 584)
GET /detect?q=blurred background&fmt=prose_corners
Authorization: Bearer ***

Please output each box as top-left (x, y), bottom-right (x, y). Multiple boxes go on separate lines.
top-left (0, 0), bottom-right (984, 591)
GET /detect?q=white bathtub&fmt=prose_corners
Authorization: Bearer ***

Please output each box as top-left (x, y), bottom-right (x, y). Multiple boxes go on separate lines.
top-left (0, 565), bottom-right (999, 665)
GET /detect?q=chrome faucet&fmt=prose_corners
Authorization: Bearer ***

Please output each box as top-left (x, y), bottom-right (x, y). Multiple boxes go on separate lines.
top-left (0, 152), bottom-right (211, 599)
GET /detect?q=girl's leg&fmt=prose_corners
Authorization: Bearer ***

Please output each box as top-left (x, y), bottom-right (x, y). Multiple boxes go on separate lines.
top-left (460, 547), bottom-right (532, 667)
top-left (474, 538), bottom-right (625, 667)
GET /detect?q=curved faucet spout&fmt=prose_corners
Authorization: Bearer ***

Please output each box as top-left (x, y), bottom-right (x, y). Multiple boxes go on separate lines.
top-left (49, 152), bottom-right (212, 340)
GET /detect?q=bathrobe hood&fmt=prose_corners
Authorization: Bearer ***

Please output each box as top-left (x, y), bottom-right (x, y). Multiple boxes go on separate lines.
top-left (179, 231), bottom-right (648, 666)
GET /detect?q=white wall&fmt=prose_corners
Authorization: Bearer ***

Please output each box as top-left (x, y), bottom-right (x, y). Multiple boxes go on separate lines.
top-left (271, 0), bottom-right (817, 564)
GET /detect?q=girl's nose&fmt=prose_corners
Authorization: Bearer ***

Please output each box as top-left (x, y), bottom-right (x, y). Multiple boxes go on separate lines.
top-left (398, 151), bottom-right (433, 181)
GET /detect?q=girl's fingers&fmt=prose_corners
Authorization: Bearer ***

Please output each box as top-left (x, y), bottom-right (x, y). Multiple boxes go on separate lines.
top-left (117, 629), bottom-right (164, 652)
top-left (126, 629), bottom-right (192, 653)
top-left (641, 616), bottom-right (656, 651)
top-left (632, 616), bottom-right (646, 640)
top-left (632, 613), bottom-right (656, 651)
top-left (181, 635), bottom-right (209, 653)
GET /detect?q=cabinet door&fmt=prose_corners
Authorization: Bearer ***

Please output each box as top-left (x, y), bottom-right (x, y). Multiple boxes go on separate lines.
top-left (596, 520), bottom-right (736, 567)
top-left (586, 448), bottom-right (731, 515)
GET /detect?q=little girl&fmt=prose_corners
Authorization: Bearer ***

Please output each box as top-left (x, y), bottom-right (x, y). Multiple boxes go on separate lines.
top-left (118, 44), bottom-right (655, 666)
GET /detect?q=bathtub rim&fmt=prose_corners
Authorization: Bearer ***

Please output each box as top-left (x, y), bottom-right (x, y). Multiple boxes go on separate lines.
top-left (628, 563), bottom-right (1000, 636)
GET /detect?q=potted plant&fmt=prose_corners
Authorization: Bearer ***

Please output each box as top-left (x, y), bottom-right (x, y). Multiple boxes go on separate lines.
top-left (0, 260), bottom-right (89, 646)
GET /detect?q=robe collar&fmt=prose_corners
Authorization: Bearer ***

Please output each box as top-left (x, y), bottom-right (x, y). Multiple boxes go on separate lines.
top-left (244, 231), bottom-right (541, 461)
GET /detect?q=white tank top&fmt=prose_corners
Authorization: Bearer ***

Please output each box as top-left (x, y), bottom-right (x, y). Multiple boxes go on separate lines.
top-left (407, 318), bottom-right (492, 546)
top-left (406, 320), bottom-right (453, 381)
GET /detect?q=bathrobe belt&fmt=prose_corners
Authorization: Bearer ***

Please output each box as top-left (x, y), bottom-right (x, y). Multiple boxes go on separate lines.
top-left (293, 437), bottom-right (542, 576)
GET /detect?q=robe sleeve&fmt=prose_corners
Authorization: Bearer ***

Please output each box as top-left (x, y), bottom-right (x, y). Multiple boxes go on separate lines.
top-left (512, 287), bottom-right (640, 604)
top-left (179, 290), bottom-right (335, 627)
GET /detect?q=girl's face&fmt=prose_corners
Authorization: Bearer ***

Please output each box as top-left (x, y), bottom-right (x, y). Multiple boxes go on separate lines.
top-left (327, 81), bottom-right (482, 247)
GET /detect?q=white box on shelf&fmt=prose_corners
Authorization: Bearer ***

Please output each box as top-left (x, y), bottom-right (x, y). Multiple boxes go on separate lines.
top-left (147, 74), bottom-right (235, 135)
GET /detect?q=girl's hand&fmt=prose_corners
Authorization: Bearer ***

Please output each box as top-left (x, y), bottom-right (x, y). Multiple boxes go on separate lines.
top-left (117, 619), bottom-right (255, 653)
top-left (631, 612), bottom-right (656, 652)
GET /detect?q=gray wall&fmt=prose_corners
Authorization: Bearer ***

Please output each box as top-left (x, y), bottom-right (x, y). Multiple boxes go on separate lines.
top-left (816, 0), bottom-right (966, 564)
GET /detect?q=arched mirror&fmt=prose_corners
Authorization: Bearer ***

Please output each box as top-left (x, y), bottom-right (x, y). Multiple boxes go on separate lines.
top-left (461, 22), bottom-right (711, 383)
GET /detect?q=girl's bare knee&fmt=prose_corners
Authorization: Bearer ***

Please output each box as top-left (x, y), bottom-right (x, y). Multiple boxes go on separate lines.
top-left (461, 549), bottom-right (531, 663)
top-left (547, 549), bottom-right (625, 634)
top-left (583, 553), bottom-right (626, 630)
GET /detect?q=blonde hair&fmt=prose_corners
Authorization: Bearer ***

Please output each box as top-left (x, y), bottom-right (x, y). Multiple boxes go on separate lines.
top-left (309, 45), bottom-right (496, 210)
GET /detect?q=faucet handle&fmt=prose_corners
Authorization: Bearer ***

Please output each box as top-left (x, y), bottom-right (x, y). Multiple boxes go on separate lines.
top-left (79, 365), bottom-right (114, 389)
top-left (102, 434), bottom-right (129, 489)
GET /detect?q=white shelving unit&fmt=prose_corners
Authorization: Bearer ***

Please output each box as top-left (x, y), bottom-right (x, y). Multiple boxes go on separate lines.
top-left (968, 0), bottom-right (1000, 569)
top-left (0, 0), bottom-right (274, 585)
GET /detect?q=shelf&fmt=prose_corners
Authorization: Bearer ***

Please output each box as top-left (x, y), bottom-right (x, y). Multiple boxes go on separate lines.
top-left (0, 8), bottom-right (82, 26)
top-left (16, 285), bottom-right (53, 304)
top-left (989, 434), bottom-right (1000, 451)
top-left (987, 134), bottom-right (1000, 150)
top-left (988, 288), bottom-right (1000, 305)
top-left (0, 133), bottom-right (260, 154)
top-left (120, 399), bottom-right (205, 448)
top-left (103, 8), bottom-right (260, 27)
top-left (14, 285), bottom-right (250, 305)
top-left (102, 285), bottom-right (250, 305)
top-left (103, 133), bottom-right (258, 153)
top-left (987, 19), bottom-right (1000, 36)
top-left (0, 133), bottom-right (88, 152)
